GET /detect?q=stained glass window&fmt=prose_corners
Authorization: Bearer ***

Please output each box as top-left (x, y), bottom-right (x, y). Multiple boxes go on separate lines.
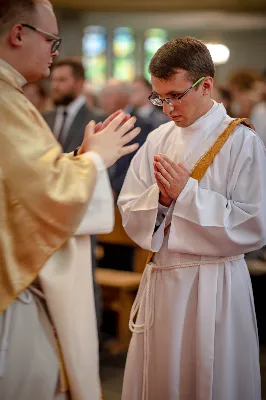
top-left (144, 29), bottom-right (168, 81)
top-left (113, 27), bottom-right (136, 81)
top-left (82, 26), bottom-right (107, 87)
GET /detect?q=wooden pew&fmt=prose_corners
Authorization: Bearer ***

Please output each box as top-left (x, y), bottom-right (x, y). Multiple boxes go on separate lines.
top-left (96, 206), bottom-right (148, 353)
top-left (97, 206), bottom-right (148, 273)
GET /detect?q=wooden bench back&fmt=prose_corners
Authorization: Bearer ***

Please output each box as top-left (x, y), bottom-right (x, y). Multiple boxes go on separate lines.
top-left (97, 206), bottom-right (148, 273)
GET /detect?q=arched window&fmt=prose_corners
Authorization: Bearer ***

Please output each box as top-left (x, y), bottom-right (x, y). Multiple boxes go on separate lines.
top-left (144, 29), bottom-right (168, 80)
top-left (113, 27), bottom-right (136, 81)
top-left (82, 26), bottom-right (107, 87)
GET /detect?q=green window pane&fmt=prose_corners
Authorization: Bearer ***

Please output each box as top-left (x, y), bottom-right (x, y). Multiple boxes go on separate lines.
top-left (144, 29), bottom-right (168, 81)
top-left (113, 27), bottom-right (136, 81)
top-left (83, 26), bottom-right (107, 87)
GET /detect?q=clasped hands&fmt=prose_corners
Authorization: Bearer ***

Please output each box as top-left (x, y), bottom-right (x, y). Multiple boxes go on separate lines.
top-left (153, 154), bottom-right (190, 207)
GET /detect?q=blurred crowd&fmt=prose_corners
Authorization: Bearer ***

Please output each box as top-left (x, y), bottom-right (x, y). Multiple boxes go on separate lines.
top-left (24, 61), bottom-right (266, 175)
top-left (212, 68), bottom-right (266, 145)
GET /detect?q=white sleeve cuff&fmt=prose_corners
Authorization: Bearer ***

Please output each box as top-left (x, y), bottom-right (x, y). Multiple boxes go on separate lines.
top-left (151, 201), bottom-right (175, 252)
top-left (177, 177), bottom-right (198, 203)
top-left (158, 203), bottom-right (169, 215)
top-left (83, 151), bottom-right (105, 172)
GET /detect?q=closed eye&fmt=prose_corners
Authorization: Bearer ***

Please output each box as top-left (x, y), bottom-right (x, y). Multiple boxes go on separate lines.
top-left (169, 94), bottom-right (181, 100)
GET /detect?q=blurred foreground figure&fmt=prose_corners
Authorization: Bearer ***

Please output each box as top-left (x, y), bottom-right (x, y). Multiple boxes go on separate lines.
top-left (250, 69), bottom-right (266, 146)
top-left (229, 68), bottom-right (264, 118)
top-left (0, 1), bottom-right (140, 399)
top-left (118, 36), bottom-right (266, 400)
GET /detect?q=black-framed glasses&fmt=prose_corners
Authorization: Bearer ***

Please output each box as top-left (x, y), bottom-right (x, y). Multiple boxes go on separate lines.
top-left (21, 23), bottom-right (62, 53)
top-left (148, 77), bottom-right (205, 107)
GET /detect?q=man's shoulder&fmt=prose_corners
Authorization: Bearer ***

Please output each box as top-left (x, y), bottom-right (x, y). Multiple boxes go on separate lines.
top-left (231, 118), bottom-right (264, 151)
top-left (0, 83), bottom-right (39, 124)
top-left (0, 81), bottom-right (25, 107)
top-left (78, 103), bottom-right (104, 123)
top-left (42, 109), bottom-right (56, 119)
top-left (42, 109), bottom-right (56, 128)
top-left (234, 119), bottom-right (258, 139)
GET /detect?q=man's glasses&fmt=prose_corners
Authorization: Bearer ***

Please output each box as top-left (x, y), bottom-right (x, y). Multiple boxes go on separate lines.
top-left (149, 77), bottom-right (205, 107)
top-left (21, 23), bottom-right (62, 53)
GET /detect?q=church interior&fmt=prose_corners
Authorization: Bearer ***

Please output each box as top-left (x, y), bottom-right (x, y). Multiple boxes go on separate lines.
top-left (29, 0), bottom-right (266, 398)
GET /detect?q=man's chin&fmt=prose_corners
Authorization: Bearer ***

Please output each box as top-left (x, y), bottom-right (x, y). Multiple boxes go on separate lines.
top-left (43, 67), bottom-right (51, 78)
top-left (26, 69), bottom-right (50, 83)
top-left (53, 95), bottom-right (76, 107)
top-left (174, 121), bottom-right (187, 128)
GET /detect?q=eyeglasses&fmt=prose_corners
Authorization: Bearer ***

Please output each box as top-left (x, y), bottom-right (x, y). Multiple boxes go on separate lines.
top-left (21, 23), bottom-right (62, 53)
top-left (148, 77), bottom-right (205, 107)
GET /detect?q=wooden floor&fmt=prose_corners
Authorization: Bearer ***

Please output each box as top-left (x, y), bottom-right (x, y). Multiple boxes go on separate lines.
top-left (100, 351), bottom-right (125, 400)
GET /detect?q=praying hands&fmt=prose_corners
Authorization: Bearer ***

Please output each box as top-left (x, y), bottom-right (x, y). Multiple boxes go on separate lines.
top-left (153, 154), bottom-right (190, 207)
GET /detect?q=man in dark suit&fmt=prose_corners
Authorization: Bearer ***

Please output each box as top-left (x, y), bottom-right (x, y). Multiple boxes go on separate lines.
top-left (43, 58), bottom-right (103, 153)
top-left (43, 58), bottom-right (103, 330)
top-left (111, 117), bottom-right (153, 198)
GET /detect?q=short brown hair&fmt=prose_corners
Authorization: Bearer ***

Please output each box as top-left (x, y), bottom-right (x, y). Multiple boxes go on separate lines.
top-left (52, 58), bottom-right (85, 80)
top-left (0, 0), bottom-right (52, 35)
top-left (149, 36), bottom-right (215, 82)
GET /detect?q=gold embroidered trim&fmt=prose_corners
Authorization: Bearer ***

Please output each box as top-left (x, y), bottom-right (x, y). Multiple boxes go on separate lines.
top-left (191, 118), bottom-right (247, 182)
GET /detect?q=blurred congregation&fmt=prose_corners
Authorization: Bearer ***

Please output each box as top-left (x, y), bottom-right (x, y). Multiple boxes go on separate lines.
top-left (23, 2), bottom-right (266, 398)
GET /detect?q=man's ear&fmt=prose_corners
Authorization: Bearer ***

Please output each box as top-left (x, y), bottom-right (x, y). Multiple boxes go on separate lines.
top-left (9, 25), bottom-right (24, 48)
top-left (76, 78), bottom-right (85, 92)
top-left (202, 77), bottom-right (214, 95)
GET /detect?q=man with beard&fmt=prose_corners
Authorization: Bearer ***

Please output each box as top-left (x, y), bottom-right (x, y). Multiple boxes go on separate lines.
top-left (43, 57), bottom-right (103, 153)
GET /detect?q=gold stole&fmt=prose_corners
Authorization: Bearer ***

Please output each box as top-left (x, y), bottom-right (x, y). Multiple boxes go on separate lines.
top-left (146, 118), bottom-right (254, 265)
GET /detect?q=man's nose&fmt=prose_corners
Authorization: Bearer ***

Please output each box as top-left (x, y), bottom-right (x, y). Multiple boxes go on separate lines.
top-left (162, 100), bottom-right (174, 115)
top-left (53, 50), bottom-right (60, 58)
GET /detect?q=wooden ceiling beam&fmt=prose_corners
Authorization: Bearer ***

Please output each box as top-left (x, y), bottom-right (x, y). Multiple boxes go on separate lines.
top-left (51, 0), bottom-right (266, 13)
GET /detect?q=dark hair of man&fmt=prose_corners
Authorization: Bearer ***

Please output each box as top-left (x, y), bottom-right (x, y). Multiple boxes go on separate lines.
top-left (149, 36), bottom-right (215, 83)
top-left (0, 0), bottom-right (51, 36)
top-left (52, 58), bottom-right (85, 80)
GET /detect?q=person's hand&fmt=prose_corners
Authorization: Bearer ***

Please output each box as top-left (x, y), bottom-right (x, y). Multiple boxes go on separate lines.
top-left (78, 110), bottom-right (131, 154)
top-left (153, 158), bottom-right (172, 207)
top-left (81, 112), bottom-right (141, 168)
top-left (154, 154), bottom-right (190, 200)
top-left (94, 110), bottom-right (131, 133)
